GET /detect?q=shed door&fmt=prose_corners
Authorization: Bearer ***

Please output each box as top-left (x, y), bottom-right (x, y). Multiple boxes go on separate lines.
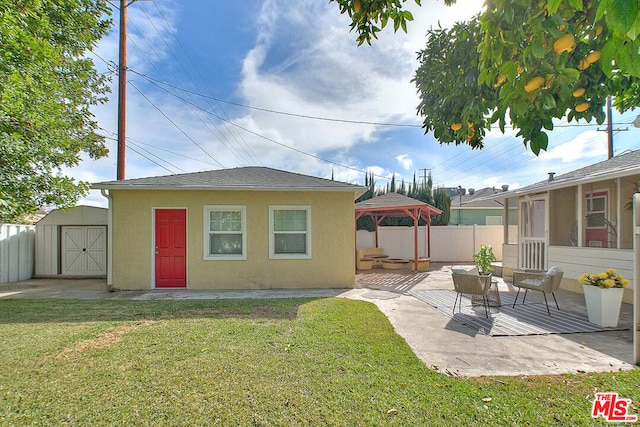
top-left (155, 209), bottom-right (187, 288)
top-left (61, 226), bottom-right (107, 275)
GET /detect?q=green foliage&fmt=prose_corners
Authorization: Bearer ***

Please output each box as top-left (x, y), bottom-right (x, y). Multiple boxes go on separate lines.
top-left (356, 171), bottom-right (450, 230)
top-left (0, 0), bottom-right (112, 223)
top-left (333, 0), bottom-right (640, 155)
top-left (414, 18), bottom-right (494, 149)
top-left (473, 244), bottom-right (497, 274)
top-left (329, 0), bottom-right (432, 46)
top-left (431, 187), bottom-right (451, 225)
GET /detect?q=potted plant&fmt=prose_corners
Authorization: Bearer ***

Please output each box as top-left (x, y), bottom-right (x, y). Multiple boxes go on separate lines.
top-left (473, 244), bottom-right (497, 275)
top-left (579, 269), bottom-right (630, 327)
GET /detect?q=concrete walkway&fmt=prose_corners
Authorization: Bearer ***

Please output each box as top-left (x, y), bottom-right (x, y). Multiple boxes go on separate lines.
top-left (0, 265), bottom-right (635, 377)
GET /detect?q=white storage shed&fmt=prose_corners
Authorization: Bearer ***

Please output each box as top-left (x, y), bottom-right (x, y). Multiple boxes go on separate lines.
top-left (35, 206), bottom-right (108, 277)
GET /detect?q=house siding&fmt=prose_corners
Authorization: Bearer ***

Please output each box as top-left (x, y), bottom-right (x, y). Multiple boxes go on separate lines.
top-left (110, 189), bottom-right (356, 290)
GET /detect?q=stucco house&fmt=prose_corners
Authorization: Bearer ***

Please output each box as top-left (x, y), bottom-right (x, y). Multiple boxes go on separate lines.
top-left (92, 167), bottom-right (365, 290)
top-left (485, 149), bottom-right (640, 306)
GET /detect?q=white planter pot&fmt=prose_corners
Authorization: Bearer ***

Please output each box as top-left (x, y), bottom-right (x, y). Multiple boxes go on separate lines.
top-left (582, 285), bottom-right (624, 327)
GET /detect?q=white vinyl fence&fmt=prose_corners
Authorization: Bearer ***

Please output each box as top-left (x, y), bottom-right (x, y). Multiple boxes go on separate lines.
top-left (356, 225), bottom-right (515, 262)
top-left (0, 224), bottom-right (35, 283)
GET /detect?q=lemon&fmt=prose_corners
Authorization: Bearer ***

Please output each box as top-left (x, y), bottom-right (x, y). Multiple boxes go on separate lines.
top-left (451, 123), bottom-right (463, 131)
top-left (586, 51), bottom-right (601, 64)
top-left (577, 59), bottom-right (590, 70)
top-left (572, 87), bottom-right (585, 97)
top-left (524, 76), bottom-right (545, 92)
top-left (575, 102), bottom-right (589, 112)
top-left (494, 74), bottom-right (507, 87)
top-left (553, 34), bottom-right (574, 54)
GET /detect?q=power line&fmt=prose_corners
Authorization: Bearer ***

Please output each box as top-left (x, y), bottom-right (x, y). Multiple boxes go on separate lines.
top-left (129, 81), bottom-right (226, 168)
top-left (138, 76), bottom-right (393, 181)
top-left (100, 132), bottom-right (178, 175)
top-left (126, 17), bottom-right (255, 167)
top-left (136, 4), bottom-right (261, 165)
top-left (149, 1), bottom-right (262, 164)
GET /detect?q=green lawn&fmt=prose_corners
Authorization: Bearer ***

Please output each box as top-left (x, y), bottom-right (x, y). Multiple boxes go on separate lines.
top-left (0, 298), bottom-right (637, 426)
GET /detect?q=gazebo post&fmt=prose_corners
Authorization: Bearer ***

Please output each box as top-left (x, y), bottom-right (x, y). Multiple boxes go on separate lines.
top-left (413, 210), bottom-right (419, 272)
top-left (427, 213), bottom-right (432, 258)
top-left (353, 193), bottom-right (442, 271)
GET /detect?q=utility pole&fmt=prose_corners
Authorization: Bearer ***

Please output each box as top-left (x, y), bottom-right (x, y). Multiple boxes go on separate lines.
top-left (116, 0), bottom-right (128, 180)
top-left (597, 95), bottom-right (628, 160)
top-left (606, 95), bottom-right (613, 159)
top-left (117, 0), bottom-right (141, 180)
top-left (418, 168), bottom-right (431, 187)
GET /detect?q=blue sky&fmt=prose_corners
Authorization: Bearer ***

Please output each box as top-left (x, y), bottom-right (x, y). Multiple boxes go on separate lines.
top-left (73, 0), bottom-right (640, 207)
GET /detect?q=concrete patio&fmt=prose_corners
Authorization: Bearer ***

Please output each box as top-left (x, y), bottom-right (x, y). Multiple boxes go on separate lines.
top-left (0, 263), bottom-right (636, 377)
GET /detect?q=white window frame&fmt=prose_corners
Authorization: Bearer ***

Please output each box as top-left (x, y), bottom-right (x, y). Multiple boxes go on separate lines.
top-left (203, 205), bottom-right (246, 260)
top-left (585, 192), bottom-right (608, 229)
top-left (269, 205), bottom-right (311, 259)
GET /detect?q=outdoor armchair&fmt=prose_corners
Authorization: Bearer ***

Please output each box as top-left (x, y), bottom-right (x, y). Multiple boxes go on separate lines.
top-left (451, 272), bottom-right (492, 318)
top-left (512, 267), bottom-right (563, 316)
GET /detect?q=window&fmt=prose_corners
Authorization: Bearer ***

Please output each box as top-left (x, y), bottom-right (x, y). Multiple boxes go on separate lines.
top-left (586, 195), bottom-right (606, 228)
top-left (204, 206), bottom-right (246, 260)
top-left (269, 206), bottom-right (311, 259)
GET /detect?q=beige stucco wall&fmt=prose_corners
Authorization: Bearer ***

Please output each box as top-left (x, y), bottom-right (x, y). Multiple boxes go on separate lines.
top-left (109, 189), bottom-right (356, 290)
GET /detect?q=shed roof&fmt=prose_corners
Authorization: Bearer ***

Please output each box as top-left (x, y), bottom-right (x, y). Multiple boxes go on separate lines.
top-left (36, 205), bottom-right (108, 226)
top-left (92, 167), bottom-right (366, 194)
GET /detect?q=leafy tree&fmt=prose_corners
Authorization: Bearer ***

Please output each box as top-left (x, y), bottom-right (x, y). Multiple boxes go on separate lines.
top-left (0, 0), bottom-right (111, 223)
top-left (355, 171), bottom-right (450, 229)
top-left (331, 0), bottom-right (640, 154)
top-left (431, 187), bottom-right (451, 225)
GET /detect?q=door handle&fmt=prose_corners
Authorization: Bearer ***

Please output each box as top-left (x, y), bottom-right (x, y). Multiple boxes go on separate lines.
top-left (155, 251), bottom-right (159, 255)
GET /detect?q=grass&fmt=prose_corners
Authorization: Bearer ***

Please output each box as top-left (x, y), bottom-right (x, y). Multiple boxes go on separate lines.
top-left (0, 298), bottom-right (638, 426)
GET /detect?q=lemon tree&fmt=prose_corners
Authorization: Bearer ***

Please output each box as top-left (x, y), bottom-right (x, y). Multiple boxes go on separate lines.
top-left (413, 19), bottom-right (496, 149)
top-left (332, 0), bottom-right (640, 154)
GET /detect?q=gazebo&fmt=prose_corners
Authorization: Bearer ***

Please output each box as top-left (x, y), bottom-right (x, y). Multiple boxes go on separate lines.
top-left (354, 193), bottom-right (442, 271)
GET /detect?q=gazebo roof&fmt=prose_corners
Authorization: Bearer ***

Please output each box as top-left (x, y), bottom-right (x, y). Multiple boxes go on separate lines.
top-left (354, 193), bottom-right (441, 270)
top-left (354, 192), bottom-right (442, 218)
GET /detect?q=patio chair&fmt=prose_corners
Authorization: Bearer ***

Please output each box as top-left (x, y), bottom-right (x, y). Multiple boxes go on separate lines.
top-left (451, 272), bottom-right (492, 318)
top-left (512, 267), bottom-right (563, 316)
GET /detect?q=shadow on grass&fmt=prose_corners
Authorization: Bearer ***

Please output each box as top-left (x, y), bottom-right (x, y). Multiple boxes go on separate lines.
top-left (0, 298), bottom-right (321, 324)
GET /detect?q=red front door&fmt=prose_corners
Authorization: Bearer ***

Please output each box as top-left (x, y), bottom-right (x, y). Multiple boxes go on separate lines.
top-left (155, 209), bottom-right (187, 288)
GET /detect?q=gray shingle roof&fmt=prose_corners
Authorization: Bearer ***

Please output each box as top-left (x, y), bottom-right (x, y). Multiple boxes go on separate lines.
top-left (476, 149), bottom-right (640, 201)
top-left (451, 187), bottom-right (516, 208)
top-left (91, 167), bottom-right (366, 193)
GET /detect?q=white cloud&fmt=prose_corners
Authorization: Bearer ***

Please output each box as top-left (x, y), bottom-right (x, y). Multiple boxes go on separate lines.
top-left (396, 154), bottom-right (413, 170)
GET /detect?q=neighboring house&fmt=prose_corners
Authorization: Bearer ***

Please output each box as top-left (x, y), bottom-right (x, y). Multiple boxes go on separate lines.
top-left (91, 167), bottom-right (365, 290)
top-left (448, 186), bottom-right (518, 226)
top-left (485, 149), bottom-right (640, 305)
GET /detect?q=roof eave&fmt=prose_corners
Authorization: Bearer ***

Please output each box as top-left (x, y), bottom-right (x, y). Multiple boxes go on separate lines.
top-left (91, 184), bottom-right (365, 192)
